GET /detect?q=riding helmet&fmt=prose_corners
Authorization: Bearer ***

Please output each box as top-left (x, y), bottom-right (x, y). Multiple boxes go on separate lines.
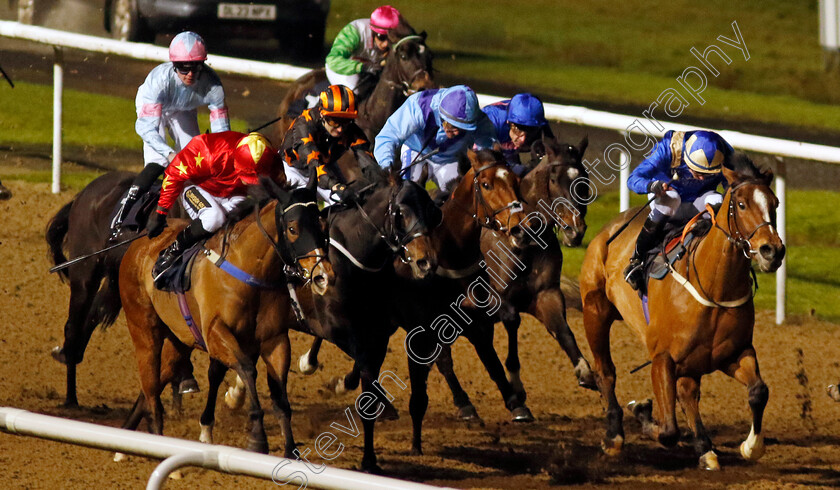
top-left (319, 85), bottom-right (358, 119)
top-left (507, 93), bottom-right (547, 128)
top-left (684, 131), bottom-right (727, 174)
top-left (169, 31), bottom-right (208, 62)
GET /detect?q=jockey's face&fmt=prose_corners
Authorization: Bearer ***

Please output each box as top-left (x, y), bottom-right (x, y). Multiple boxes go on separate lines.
top-left (508, 123), bottom-right (537, 149)
top-left (373, 32), bottom-right (390, 52)
top-left (322, 115), bottom-right (351, 138)
top-left (173, 62), bottom-right (202, 86)
top-left (689, 168), bottom-right (716, 180)
top-left (442, 120), bottom-right (462, 139)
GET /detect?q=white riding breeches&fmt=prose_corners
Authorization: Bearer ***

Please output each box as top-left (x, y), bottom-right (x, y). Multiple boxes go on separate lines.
top-left (285, 165), bottom-right (340, 207)
top-left (325, 66), bottom-right (362, 92)
top-left (649, 189), bottom-right (723, 222)
top-left (401, 144), bottom-right (460, 194)
top-left (181, 185), bottom-right (246, 233)
top-left (143, 110), bottom-right (200, 166)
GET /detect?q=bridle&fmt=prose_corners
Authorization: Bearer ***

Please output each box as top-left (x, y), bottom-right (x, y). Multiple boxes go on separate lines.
top-left (540, 149), bottom-right (586, 233)
top-left (348, 182), bottom-right (425, 264)
top-left (255, 199), bottom-right (328, 285)
top-left (708, 180), bottom-right (775, 259)
top-left (470, 163), bottom-right (524, 233)
top-left (386, 35), bottom-right (431, 97)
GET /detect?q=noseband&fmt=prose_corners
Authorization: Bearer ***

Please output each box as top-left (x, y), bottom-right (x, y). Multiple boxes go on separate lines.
top-left (350, 185), bottom-right (425, 264)
top-left (472, 163), bottom-right (523, 233)
top-left (257, 200), bottom-right (328, 284)
top-left (709, 180), bottom-right (775, 259)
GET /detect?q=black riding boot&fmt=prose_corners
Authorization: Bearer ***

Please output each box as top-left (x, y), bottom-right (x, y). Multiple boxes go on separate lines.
top-left (152, 221), bottom-right (212, 285)
top-left (624, 216), bottom-right (666, 291)
top-left (109, 163), bottom-right (166, 241)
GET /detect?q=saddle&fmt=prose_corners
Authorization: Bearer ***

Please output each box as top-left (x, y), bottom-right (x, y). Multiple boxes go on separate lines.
top-left (639, 215), bottom-right (712, 293)
top-left (153, 243), bottom-right (204, 293)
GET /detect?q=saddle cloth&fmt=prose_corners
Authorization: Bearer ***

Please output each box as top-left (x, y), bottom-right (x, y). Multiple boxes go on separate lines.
top-left (642, 218), bottom-right (712, 287)
top-left (154, 243), bottom-right (204, 293)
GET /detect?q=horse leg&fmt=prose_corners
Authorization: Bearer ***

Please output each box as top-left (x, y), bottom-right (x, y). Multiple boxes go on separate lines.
top-left (722, 347), bottom-right (768, 462)
top-left (332, 362), bottom-right (399, 420)
top-left (463, 320), bottom-right (533, 422)
top-left (582, 291), bottom-right (623, 455)
top-left (206, 326), bottom-right (268, 453)
top-left (299, 337), bottom-right (322, 375)
top-left (502, 315), bottom-right (526, 399)
top-left (676, 376), bottom-right (718, 470)
top-left (199, 359), bottom-right (229, 444)
top-left (628, 352), bottom-right (679, 448)
top-left (357, 340), bottom-right (389, 474)
top-left (434, 344), bottom-right (479, 420)
top-left (533, 288), bottom-right (596, 390)
top-left (408, 359), bottom-right (432, 456)
top-left (261, 333), bottom-right (297, 458)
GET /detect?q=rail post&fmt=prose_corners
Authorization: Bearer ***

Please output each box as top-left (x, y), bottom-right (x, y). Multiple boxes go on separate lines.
top-left (775, 156), bottom-right (787, 325)
top-left (52, 45), bottom-right (63, 194)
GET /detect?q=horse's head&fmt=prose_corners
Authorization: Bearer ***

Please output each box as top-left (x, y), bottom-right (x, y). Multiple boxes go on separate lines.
top-left (263, 174), bottom-right (334, 295)
top-left (720, 153), bottom-right (785, 273)
top-left (458, 148), bottom-right (527, 248)
top-left (387, 172), bottom-right (440, 279)
top-left (528, 136), bottom-right (590, 247)
top-left (385, 32), bottom-right (435, 95)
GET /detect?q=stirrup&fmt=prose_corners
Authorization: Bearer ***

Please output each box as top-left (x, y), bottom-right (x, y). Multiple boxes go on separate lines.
top-left (624, 260), bottom-right (644, 290)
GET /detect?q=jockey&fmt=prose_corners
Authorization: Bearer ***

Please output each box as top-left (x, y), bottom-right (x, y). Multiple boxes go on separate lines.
top-left (482, 93), bottom-right (555, 175)
top-left (325, 5), bottom-right (401, 94)
top-left (281, 84), bottom-right (371, 206)
top-left (145, 131), bottom-right (281, 282)
top-left (374, 84), bottom-right (497, 194)
top-left (109, 31), bottom-right (229, 241)
top-left (624, 130), bottom-right (733, 291)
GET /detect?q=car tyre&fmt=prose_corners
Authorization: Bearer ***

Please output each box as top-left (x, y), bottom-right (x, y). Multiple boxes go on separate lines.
top-left (110, 0), bottom-right (154, 43)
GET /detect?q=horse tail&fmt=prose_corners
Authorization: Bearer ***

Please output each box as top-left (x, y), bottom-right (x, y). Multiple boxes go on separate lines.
top-left (45, 200), bottom-right (74, 282)
top-left (560, 275), bottom-right (582, 311)
top-left (87, 269), bottom-right (122, 330)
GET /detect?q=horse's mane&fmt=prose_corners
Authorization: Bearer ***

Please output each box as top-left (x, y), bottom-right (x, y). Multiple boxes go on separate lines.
top-left (727, 151), bottom-right (764, 180)
top-left (389, 16), bottom-right (417, 41)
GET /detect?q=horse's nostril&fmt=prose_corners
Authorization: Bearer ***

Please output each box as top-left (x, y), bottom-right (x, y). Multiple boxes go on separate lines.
top-left (313, 275), bottom-right (327, 290)
top-left (417, 258), bottom-right (430, 271)
top-left (759, 244), bottom-right (774, 260)
top-left (511, 226), bottom-right (524, 238)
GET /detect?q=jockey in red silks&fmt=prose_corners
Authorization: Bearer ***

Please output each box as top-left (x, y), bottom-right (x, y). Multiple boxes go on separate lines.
top-left (110, 31), bottom-right (230, 241)
top-left (145, 131), bottom-right (282, 282)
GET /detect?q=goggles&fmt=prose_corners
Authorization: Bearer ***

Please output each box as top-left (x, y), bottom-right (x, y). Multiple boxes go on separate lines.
top-left (173, 62), bottom-right (203, 75)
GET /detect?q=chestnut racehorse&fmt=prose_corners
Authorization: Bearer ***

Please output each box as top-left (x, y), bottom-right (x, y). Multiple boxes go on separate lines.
top-left (119, 180), bottom-right (332, 457)
top-left (433, 137), bottom-right (598, 420)
top-left (580, 153), bottom-right (785, 470)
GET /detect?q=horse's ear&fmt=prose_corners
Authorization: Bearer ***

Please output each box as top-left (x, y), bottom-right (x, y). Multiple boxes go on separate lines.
top-left (721, 165), bottom-right (740, 187)
top-left (577, 135), bottom-right (589, 156)
top-left (259, 175), bottom-right (290, 205)
top-left (389, 157), bottom-right (402, 184)
top-left (420, 30), bottom-right (427, 41)
top-left (467, 148), bottom-right (482, 172)
top-left (761, 167), bottom-right (775, 186)
top-left (458, 151), bottom-right (472, 177)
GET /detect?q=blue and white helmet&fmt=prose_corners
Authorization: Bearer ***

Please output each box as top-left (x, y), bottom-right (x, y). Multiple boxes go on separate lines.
top-left (506, 93), bottom-right (546, 128)
top-left (438, 85), bottom-right (479, 131)
top-left (684, 131), bottom-right (727, 174)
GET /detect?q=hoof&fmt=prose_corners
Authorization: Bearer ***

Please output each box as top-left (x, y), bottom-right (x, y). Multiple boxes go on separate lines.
top-left (247, 438), bottom-right (270, 454)
top-left (113, 452), bottom-right (128, 462)
top-left (510, 405), bottom-right (535, 423)
top-left (61, 399), bottom-right (79, 409)
top-left (457, 404), bottom-right (480, 421)
top-left (199, 423), bottom-right (213, 444)
top-left (699, 450), bottom-right (720, 470)
top-left (601, 435), bottom-right (624, 457)
top-left (627, 399), bottom-right (653, 421)
top-left (331, 376), bottom-right (348, 396)
top-left (169, 470), bottom-right (183, 480)
top-left (178, 378), bottom-right (200, 394)
top-left (378, 403), bottom-right (399, 421)
top-left (828, 384), bottom-right (840, 402)
top-left (51, 346), bottom-right (68, 365)
top-left (298, 352), bottom-right (319, 375)
top-left (0, 186), bottom-right (11, 200)
top-left (740, 427), bottom-right (765, 461)
top-left (410, 446), bottom-right (423, 456)
top-left (361, 461), bottom-right (383, 474)
top-left (224, 387), bottom-right (245, 410)
top-left (575, 359), bottom-right (598, 391)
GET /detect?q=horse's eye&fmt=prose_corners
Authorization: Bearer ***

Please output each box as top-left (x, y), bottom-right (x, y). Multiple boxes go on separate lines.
top-left (482, 182), bottom-right (491, 190)
top-left (738, 201), bottom-right (746, 210)
top-left (400, 53), bottom-right (407, 60)
top-left (288, 225), bottom-right (298, 235)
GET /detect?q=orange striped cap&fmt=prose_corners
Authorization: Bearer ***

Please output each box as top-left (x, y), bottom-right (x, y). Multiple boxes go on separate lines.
top-left (319, 85), bottom-right (358, 118)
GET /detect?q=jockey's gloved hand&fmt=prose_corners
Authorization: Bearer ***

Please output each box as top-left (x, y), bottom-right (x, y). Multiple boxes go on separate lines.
top-left (360, 62), bottom-right (383, 77)
top-left (330, 183), bottom-right (354, 203)
top-left (648, 180), bottom-right (668, 197)
top-left (146, 207), bottom-right (168, 238)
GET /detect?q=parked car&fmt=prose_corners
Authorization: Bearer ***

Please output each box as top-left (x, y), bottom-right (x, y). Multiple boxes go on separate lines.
top-left (8, 0), bottom-right (330, 60)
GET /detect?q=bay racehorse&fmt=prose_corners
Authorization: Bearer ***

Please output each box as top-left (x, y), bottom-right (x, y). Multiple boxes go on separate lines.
top-left (118, 178), bottom-right (332, 457)
top-left (273, 30), bottom-right (434, 145)
top-left (433, 137), bottom-right (598, 421)
top-left (580, 153), bottom-right (785, 470)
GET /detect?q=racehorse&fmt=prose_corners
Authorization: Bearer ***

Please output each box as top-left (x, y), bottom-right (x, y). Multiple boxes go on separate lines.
top-left (118, 177), bottom-right (332, 457)
top-left (273, 29), bottom-right (434, 145)
top-left (432, 137), bottom-right (598, 421)
top-left (46, 171), bottom-right (136, 406)
top-left (580, 152), bottom-right (785, 470)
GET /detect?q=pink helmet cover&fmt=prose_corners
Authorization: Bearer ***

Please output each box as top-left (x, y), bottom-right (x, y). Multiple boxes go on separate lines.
top-left (370, 5), bottom-right (400, 34)
top-left (169, 31), bottom-right (208, 62)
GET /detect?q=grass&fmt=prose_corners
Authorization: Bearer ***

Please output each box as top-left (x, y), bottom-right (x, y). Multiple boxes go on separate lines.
top-left (0, 81), bottom-right (249, 148)
top-left (0, 169), bottom-right (104, 192)
top-left (560, 190), bottom-right (840, 323)
top-left (327, 1), bottom-right (840, 133)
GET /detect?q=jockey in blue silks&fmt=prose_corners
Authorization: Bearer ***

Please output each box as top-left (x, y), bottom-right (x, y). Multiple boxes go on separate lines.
top-left (482, 93), bottom-right (555, 176)
top-left (374, 85), bottom-right (497, 193)
top-left (624, 130), bottom-right (733, 290)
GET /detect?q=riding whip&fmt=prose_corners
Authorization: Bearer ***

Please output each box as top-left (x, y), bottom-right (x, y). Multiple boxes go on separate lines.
top-left (629, 360), bottom-right (651, 374)
top-left (0, 62), bottom-right (14, 88)
top-left (399, 147), bottom-right (441, 178)
top-left (248, 115), bottom-right (284, 133)
top-left (49, 233), bottom-right (147, 273)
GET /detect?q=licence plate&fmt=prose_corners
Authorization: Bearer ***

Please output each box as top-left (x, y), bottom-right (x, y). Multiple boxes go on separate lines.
top-left (217, 3), bottom-right (277, 21)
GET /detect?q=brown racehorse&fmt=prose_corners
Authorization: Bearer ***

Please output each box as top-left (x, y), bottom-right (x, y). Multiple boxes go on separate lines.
top-left (273, 28), bottom-right (434, 145)
top-left (119, 180), bottom-right (332, 457)
top-left (580, 153), bottom-right (785, 470)
top-left (433, 137), bottom-right (598, 420)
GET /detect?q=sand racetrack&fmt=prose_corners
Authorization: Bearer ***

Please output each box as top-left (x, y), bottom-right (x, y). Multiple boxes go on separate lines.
top-left (1, 179), bottom-right (840, 489)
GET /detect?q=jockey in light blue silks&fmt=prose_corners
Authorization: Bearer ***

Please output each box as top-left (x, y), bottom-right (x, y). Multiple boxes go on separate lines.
top-left (374, 85), bottom-right (497, 193)
top-left (624, 130), bottom-right (733, 290)
top-left (482, 93), bottom-right (555, 176)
